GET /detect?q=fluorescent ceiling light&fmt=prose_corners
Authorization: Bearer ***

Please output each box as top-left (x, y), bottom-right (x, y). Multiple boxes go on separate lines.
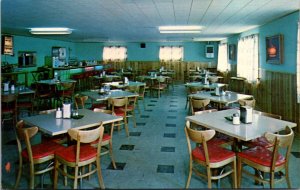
top-left (30, 27), bottom-right (72, 35)
top-left (160, 30), bottom-right (201, 34)
top-left (159, 25), bottom-right (202, 34)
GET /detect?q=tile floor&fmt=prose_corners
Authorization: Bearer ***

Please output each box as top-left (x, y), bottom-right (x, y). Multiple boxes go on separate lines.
top-left (1, 83), bottom-right (300, 189)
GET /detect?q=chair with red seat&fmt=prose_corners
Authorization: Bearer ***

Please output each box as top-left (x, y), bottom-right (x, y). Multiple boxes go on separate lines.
top-left (91, 108), bottom-right (117, 169)
top-left (1, 93), bottom-right (18, 126)
top-left (243, 110), bottom-right (282, 149)
top-left (14, 120), bottom-right (65, 189)
top-left (185, 120), bottom-right (237, 188)
top-left (54, 124), bottom-right (105, 189)
top-left (109, 97), bottom-right (129, 136)
top-left (237, 126), bottom-right (294, 188)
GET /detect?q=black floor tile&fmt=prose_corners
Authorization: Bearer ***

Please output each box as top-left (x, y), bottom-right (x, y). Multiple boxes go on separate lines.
top-left (157, 165), bottom-right (174, 174)
top-left (170, 101), bottom-right (177, 103)
top-left (161, 146), bottom-right (175, 152)
top-left (291, 152), bottom-right (300, 158)
top-left (148, 104), bottom-right (156, 107)
top-left (136, 122), bottom-right (146, 126)
top-left (145, 109), bottom-right (153, 112)
top-left (169, 105), bottom-right (177, 107)
top-left (119, 144), bottom-right (135, 150)
top-left (168, 110), bottom-right (177, 112)
top-left (150, 100), bottom-right (158, 102)
top-left (167, 116), bottom-right (177, 119)
top-left (129, 132), bottom-right (141, 136)
top-left (140, 115), bottom-right (150, 118)
top-left (107, 162), bottom-right (126, 170)
top-left (165, 124), bottom-right (176, 127)
top-left (163, 133), bottom-right (176, 138)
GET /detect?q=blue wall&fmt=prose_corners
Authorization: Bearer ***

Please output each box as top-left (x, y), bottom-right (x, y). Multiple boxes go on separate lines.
top-left (1, 35), bottom-right (75, 69)
top-left (225, 11), bottom-right (299, 74)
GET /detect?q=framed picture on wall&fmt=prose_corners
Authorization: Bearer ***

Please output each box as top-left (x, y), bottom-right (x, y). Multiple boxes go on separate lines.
top-left (266, 34), bottom-right (283, 64)
top-left (228, 44), bottom-right (236, 60)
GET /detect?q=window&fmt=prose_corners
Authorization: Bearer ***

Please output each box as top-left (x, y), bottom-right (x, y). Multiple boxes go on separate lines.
top-left (297, 22), bottom-right (300, 103)
top-left (103, 46), bottom-right (127, 61)
top-left (217, 43), bottom-right (228, 72)
top-left (237, 34), bottom-right (259, 82)
top-left (159, 46), bottom-right (183, 61)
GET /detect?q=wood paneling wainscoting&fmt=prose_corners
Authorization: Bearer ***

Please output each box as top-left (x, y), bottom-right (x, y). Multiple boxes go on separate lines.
top-left (223, 66), bottom-right (299, 133)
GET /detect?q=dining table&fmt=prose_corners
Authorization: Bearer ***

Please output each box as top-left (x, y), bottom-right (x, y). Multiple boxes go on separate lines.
top-left (22, 108), bottom-right (123, 136)
top-left (186, 109), bottom-right (297, 142)
top-left (189, 90), bottom-right (253, 109)
top-left (185, 82), bottom-right (226, 90)
top-left (81, 89), bottom-right (138, 102)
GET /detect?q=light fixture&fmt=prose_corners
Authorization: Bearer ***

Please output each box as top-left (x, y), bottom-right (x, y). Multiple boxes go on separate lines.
top-left (159, 25), bottom-right (202, 34)
top-left (29, 27), bottom-right (72, 35)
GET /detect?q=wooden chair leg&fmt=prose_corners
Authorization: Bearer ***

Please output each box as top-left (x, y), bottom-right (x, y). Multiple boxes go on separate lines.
top-left (109, 141), bottom-right (117, 169)
top-left (53, 160), bottom-right (59, 189)
top-left (207, 167), bottom-right (212, 188)
top-left (270, 171), bottom-right (275, 188)
top-left (64, 165), bottom-right (68, 186)
top-left (233, 159), bottom-right (237, 188)
top-left (132, 112), bottom-right (137, 128)
top-left (286, 166), bottom-right (292, 188)
top-left (124, 117), bottom-right (129, 137)
top-left (185, 159), bottom-right (192, 188)
top-left (96, 158), bottom-right (105, 189)
top-left (14, 157), bottom-right (22, 189)
top-left (237, 157), bottom-right (242, 188)
top-left (74, 166), bottom-right (79, 189)
top-left (29, 163), bottom-right (35, 189)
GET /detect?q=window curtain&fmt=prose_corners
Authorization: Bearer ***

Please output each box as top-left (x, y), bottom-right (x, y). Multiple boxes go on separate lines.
top-left (159, 46), bottom-right (183, 61)
top-left (103, 46), bottom-right (127, 61)
top-left (217, 43), bottom-right (228, 72)
top-left (237, 34), bottom-right (259, 82)
top-left (297, 21), bottom-right (300, 103)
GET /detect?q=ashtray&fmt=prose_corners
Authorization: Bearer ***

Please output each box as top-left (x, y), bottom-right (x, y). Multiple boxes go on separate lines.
top-left (224, 116), bottom-right (233, 121)
top-left (72, 115), bottom-right (84, 119)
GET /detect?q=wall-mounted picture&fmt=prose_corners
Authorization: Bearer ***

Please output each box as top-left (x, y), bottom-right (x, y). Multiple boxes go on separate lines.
top-left (266, 34), bottom-right (283, 64)
top-left (228, 44), bottom-right (236, 60)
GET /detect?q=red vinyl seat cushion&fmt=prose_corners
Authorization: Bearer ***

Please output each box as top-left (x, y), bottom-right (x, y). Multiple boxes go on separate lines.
top-left (90, 134), bottom-right (111, 145)
top-left (114, 108), bottom-right (125, 116)
top-left (237, 146), bottom-right (286, 167)
top-left (22, 141), bottom-right (64, 160)
top-left (55, 144), bottom-right (97, 162)
top-left (248, 137), bottom-right (273, 148)
top-left (192, 146), bottom-right (235, 163)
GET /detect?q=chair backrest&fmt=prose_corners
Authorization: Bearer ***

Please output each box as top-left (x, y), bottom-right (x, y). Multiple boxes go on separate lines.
top-left (185, 121), bottom-right (216, 163)
top-left (74, 94), bottom-right (88, 109)
top-left (39, 109), bottom-right (56, 114)
top-left (110, 97), bottom-right (128, 115)
top-left (190, 98), bottom-right (210, 115)
top-left (15, 120), bottom-right (39, 163)
top-left (93, 108), bottom-right (114, 115)
top-left (253, 110), bottom-right (282, 120)
top-left (238, 98), bottom-right (256, 108)
top-left (138, 85), bottom-right (146, 98)
top-left (187, 86), bottom-right (202, 95)
top-left (68, 124), bottom-right (104, 163)
top-left (2, 94), bottom-right (18, 111)
top-left (264, 126), bottom-right (294, 170)
top-left (126, 85), bottom-right (139, 94)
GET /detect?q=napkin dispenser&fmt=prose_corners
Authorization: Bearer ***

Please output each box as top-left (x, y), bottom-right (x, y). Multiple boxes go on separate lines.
top-left (215, 87), bottom-right (220, 96)
top-left (63, 103), bottom-right (71, 118)
top-left (240, 106), bottom-right (253, 123)
top-left (4, 83), bottom-right (9, 92)
top-left (124, 77), bottom-right (129, 84)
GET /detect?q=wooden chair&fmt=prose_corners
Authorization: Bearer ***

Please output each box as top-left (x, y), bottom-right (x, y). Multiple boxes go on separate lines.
top-left (74, 94), bottom-right (88, 109)
top-left (110, 97), bottom-right (130, 137)
top-left (242, 110), bottom-right (282, 149)
top-left (237, 126), bottom-right (294, 188)
top-left (185, 121), bottom-right (237, 188)
top-left (190, 97), bottom-right (211, 115)
top-left (185, 86), bottom-right (202, 110)
top-left (35, 83), bottom-right (54, 111)
top-left (54, 124), bottom-right (105, 189)
top-left (238, 97), bottom-right (256, 108)
top-left (137, 84), bottom-right (146, 113)
top-left (15, 120), bottom-right (64, 189)
top-left (1, 93), bottom-right (18, 125)
top-left (91, 108), bottom-right (117, 169)
top-left (17, 92), bottom-right (35, 117)
top-left (151, 77), bottom-right (167, 98)
top-left (56, 82), bottom-right (76, 106)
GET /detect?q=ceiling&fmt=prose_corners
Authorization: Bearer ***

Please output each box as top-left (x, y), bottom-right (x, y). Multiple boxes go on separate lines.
top-left (1, 0), bottom-right (299, 43)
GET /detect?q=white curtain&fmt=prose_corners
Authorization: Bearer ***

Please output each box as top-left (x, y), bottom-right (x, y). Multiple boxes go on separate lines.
top-left (103, 46), bottom-right (127, 61)
top-left (237, 34), bottom-right (259, 82)
top-left (159, 46), bottom-right (183, 61)
top-left (297, 21), bottom-right (300, 103)
top-left (217, 43), bottom-right (228, 72)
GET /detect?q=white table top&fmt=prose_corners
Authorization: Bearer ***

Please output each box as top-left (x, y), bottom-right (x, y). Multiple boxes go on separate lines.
top-left (186, 109), bottom-right (297, 141)
top-left (2, 87), bottom-right (35, 95)
top-left (189, 91), bottom-right (252, 105)
top-left (110, 81), bottom-right (146, 89)
top-left (185, 82), bottom-right (226, 89)
top-left (37, 79), bottom-right (76, 85)
top-left (22, 108), bottom-right (123, 136)
top-left (81, 89), bottom-right (138, 101)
